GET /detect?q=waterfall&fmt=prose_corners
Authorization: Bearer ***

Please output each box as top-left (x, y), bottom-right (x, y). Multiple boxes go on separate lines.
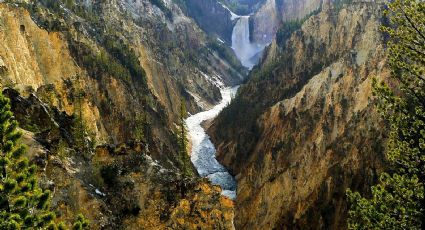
top-left (231, 16), bottom-right (266, 69)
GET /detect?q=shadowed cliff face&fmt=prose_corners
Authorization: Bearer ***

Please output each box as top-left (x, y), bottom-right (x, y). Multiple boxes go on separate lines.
top-left (209, 1), bottom-right (390, 229)
top-left (182, 0), bottom-right (234, 44)
top-left (219, 0), bottom-right (265, 15)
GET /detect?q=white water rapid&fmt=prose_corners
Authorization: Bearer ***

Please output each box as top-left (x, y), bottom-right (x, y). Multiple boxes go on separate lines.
top-left (231, 16), bottom-right (267, 69)
top-left (186, 86), bottom-right (238, 200)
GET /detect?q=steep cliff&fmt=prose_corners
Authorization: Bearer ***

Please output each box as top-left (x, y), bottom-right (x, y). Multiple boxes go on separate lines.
top-left (209, 1), bottom-right (389, 229)
top-left (181, 0), bottom-right (234, 44)
top-left (0, 0), bottom-right (242, 228)
top-left (1, 86), bottom-right (234, 229)
top-left (251, 0), bottom-right (322, 44)
top-left (219, 0), bottom-right (265, 15)
top-left (0, 0), bottom-right (244, 146)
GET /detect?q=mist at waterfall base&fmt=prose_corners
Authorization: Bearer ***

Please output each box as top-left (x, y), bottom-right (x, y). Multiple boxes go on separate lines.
top-left (186, 87), bottom-right (238, 200)
top-left (231, 16), bottom-right (268, 69)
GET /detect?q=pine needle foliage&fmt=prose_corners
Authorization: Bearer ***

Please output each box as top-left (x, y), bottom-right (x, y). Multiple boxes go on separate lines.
top-left (0, 91), bottom-right (57, 229)
top-left (0, 91), bottom-right (89, 229)
top-left (178, 98), bottom-right (193, 178)
top-left (346, 0), bottom-right (425, 229)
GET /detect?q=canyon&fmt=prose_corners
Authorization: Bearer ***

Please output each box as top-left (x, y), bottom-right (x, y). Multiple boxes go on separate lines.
top-left (0, 0), bottom-right (242, 228)
top-left (210, 0), bottom-right (390, 229)
top-left (0, 0), bottom-right (393, 229)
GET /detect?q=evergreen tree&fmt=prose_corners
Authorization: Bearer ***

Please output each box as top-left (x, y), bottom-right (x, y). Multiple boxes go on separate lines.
top-left (72, 114), bottom-right (95, 158)
top-left (0, 91), bottom-right (56, 228)
top-left (347, 0), bottom-right (425, 229)
top-left (0, 91), bottom-right (89, 229)
top-left (178, 98), bottom-right (193, 177)
top-left (72, 75), bottom-right (95, 158)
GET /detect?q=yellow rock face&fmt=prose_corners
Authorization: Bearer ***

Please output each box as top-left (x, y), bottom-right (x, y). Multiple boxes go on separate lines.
top-left (0, 4), bottom-right (108, 140)
top-left (168, 182), bottom-right (234, 230)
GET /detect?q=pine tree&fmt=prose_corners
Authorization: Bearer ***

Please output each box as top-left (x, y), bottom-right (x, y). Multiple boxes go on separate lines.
top-left (347, 0), bottom-right (425, 229)
top-left (72, 74), bottom-right (95, 158)
top-left (0, 91), bottom-right (89, 229)
top-left (74, 73), bottom-right (85, 152)
top-left (0, 91), bottom-right (57, 228)
top-left (178, 98), bottom-right (193, 177)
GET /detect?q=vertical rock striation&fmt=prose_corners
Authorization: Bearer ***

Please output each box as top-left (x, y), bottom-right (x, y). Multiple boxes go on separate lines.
top-left (251, 0), bottom-right (322, 44)
top-left (209, 1), bottom-right (389, 229)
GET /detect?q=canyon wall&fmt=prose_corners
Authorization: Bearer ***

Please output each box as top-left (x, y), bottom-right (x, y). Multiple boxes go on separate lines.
top-left (183, 0), bottom-right (235, 44)
top-left (183, 0), bottom-right (322, 51)
top-left (251, 0), bottom-right (322, 44)
top-left (0, 0), bottom-right (243, 228)
top-left (210, 1), bottom-right (389, 229)
top-left (0, 0), bottom-right (244, 145)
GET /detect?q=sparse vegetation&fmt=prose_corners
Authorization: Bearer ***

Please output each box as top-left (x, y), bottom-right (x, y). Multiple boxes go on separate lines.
top-left (134, 111), bottom-right (149, 143)
top-left (207, 37), bottom-right (247, 74)
top-left (103, 35), bottom-right (147, 86)
top-left (218, 0), bottom-right (260, 15)
top-left (275, 6), bottom-right (321, 46)
top-left (332, 0), bottom-right (353, 12)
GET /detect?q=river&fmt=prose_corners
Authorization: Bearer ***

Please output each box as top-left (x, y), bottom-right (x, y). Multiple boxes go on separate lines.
top-left (185, 86), bottom-right (238, 199)
top-left (186, 5), bottom-right (268, 200)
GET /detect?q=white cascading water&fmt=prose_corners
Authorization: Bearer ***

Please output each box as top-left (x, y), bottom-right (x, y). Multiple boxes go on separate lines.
top-left (186, 86), bottom-right (239, 200)
top-left (185, 5), bottom-right (268, 201)
top-left (231, 16), bottom-right (267, 69)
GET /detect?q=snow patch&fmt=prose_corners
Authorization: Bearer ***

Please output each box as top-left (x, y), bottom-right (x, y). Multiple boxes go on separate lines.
top-left (95, 188), bottom-right (106, 197)
top-left (199, 71), bottom-right (224, 88)
top-left (217, 37), bottom-right (225, 44)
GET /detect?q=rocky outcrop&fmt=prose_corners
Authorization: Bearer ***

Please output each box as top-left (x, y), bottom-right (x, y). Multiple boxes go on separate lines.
top-left (27, 136), bottom-right (235, 229)
top-left (219, 0), bottom-right (265, 15)
top-left (276, 0), bottom-right (322, 21)
top-left (87, 144), bottom-right (234, 229)
top-left (210, 1), bottom-right (389, 229)
top-left (251, 0), bottom-right (322, 44)
top-left (250, 0), bottom-right (280, 44)
top-left (183, 0), bottom-right (234, 44)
